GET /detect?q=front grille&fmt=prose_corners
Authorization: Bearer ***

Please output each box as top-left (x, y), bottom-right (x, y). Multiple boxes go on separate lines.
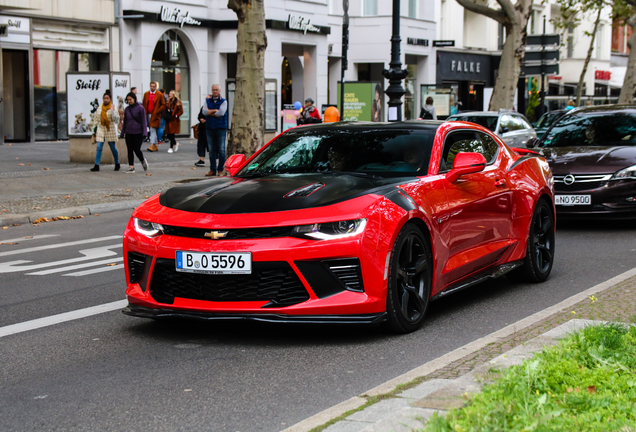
top-left (149, 259), bottom-right (309, 307)
top-left (324, 258), bottom-right (364, 293)
top-left (554, 174), bottom-right (610, 192)
top-left (127, 252), bottom-right (147, 284)
top-left (162, 225), bottom-right (294, 240)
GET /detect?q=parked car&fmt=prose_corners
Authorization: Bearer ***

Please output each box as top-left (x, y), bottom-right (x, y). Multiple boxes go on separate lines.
top-left (123, 120), bottom-right (555, 333)
top-left (530, 104), bottom-right (636, 219)
top-left (447, 110), bottom-right (537, 148)
top-left (533, 110), bottom-right (566, 138)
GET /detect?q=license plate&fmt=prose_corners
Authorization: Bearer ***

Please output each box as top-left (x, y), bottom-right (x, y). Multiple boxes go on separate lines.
top-left (555, 195), bottom-right (591, 206)
top-left (176, 251), bottom-right (252, 274)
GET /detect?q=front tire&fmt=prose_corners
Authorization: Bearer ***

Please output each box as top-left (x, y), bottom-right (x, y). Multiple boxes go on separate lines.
top-left (509, 199), bottom-right (555, 283)
top-left (386, 224), bottom-right (433, 333)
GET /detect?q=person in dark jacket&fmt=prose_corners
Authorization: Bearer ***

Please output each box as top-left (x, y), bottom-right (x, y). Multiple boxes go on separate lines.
top-left (120, 92), bottom-right (149, 173)
top-left (195, 107), bottom-right (208, 167)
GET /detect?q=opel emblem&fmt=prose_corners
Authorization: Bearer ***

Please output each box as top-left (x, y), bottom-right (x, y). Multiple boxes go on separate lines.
top-left (563, 175), bottom-right (575, 185)
top-left (204, 231), bottom-right (228, 240)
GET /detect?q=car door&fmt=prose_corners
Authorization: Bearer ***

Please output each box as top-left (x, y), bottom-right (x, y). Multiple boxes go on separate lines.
top-left (498, 114), bottom-right (517, 146)
top-left (437, 130), bottom-right (513, 287)
top-left (515, 115), bottom-right (537, 147)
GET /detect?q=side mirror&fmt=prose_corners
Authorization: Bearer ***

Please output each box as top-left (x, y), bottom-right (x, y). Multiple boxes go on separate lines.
top-left (526, 137), bottom-right (539, 148)
top-left (500, 126), bottom-right (510, 134)
top-left (445, 152), bottom-right (487, 184)
top-left (224, 154), bottom-right (246, 177)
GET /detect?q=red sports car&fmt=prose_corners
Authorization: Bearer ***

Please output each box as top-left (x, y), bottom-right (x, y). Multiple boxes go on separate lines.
top-left (123, 121), bottom-right (555, 333)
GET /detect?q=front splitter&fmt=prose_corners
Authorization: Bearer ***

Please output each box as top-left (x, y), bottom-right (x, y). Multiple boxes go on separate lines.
top-left (122, 303), bottom-right (387, 325)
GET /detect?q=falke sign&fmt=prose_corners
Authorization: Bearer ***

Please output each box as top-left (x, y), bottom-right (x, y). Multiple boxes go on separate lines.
top-left (159, 5), bottom-right (202, 27)
top-left (287, 15), bottom-right (320, 34)
top-left (451, 60), bottom-right (481, 74)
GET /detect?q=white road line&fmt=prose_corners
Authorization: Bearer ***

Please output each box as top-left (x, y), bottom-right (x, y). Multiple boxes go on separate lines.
top-left (27, 257), bottom-right (124, 275)
top-left (0, 235), bottom-right (122, 258)
top-left (63, 264), bottom-right (124, 277)
top-left (0, 300), bottom-right (128, 338)
top-left (0, 235), bottom-right (60, 243)
top-left (0, 244), bottom-right (122, 273)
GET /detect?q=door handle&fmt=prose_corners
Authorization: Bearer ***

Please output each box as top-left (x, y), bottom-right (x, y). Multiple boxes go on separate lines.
top-left (495, 179), bottom-right (506, 187)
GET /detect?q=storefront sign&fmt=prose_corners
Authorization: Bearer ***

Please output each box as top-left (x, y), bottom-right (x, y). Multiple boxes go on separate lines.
top-left (66, 73), bottom-right (110, 136)
top-left (287, 15), bottom-right (320, 34)
top-left (436, 52), bottom-right (492, 85)
top-left (451, 60), bottom-right (481, 73)
top-left (548, 75), bottom-right (562, 81)
top-left (433, 40), bottom-right (455, 47)
top-left (595, 70), bottom-right (611, 81)
top-left (282, 105), bottom-right (299, 132)
top-left (111, 73), bottom-right (131, 135)
top-left (337, 82), bottom-right (383, 122)
top-left (0, 15), bottom-right (30, 43)
top-left (169, 40), bottom-right (180, 61)
top-left (407, 38), bottom-right (428, 46)
top-left (159, 5), bottom-right (202, 27)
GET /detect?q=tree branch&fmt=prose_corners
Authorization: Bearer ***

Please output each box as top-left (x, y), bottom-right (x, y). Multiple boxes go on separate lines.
top-left (455, 0), bottom-right (508, 23)
top-left (494, 0), bottom-right (517, 20)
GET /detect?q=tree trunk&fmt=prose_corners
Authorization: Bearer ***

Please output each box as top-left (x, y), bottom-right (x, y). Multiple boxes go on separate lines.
top-left (619, 15), bottom-right (636, 104)
top-left (489, 21), bottom-right (526, 110)
top-left (227, 0), bottom-right (267, 157)
top-left (576, 6), bottom-right (602, 105)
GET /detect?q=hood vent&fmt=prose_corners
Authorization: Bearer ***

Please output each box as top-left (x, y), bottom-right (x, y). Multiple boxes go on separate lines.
top-left (284, 182), bottom-right (326, 198)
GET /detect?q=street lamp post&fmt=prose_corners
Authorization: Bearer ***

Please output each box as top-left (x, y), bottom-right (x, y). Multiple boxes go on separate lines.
top-left (340, 0), bottom-right (349, 120)
top-left (382, 0), bottom-right (409, 122)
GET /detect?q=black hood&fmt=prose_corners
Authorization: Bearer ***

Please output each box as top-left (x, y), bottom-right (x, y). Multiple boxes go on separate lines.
top-left (159, 174), bottom-right (416, 214)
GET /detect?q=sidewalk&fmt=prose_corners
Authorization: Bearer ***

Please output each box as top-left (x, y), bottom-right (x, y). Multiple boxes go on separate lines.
top-left (284, 269), bottom-right (636, 432)
top-left (0, 139), bottom-right (210, 226)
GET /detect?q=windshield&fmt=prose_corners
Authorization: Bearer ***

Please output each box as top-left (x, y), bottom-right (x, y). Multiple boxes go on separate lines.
top-left (542, 112), bottom-right (636, 147)
top-left (536, 112), bottom-right (563, 128)
top-left (447, 115), bottom-right (498, 132)
top-left (237, 128), bottom-right (435, 178)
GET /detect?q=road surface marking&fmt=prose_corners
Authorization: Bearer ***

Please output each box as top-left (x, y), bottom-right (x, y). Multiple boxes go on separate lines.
top-left (63, 264), bottom-right (124, 277)
top-left (27, 257), bottom-right (124, 275)
top-left (0, 300), bottom-right (128, 338)
top-left (0, 235), bottom-right (121, 258)
top-left (0, 244), bottom-right (122, 273)
top-left (0, 234), bottom-right (60, 243)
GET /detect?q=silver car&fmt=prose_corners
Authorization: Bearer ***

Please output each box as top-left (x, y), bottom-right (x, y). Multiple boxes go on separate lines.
top-left (447, 110), bottom-right (537, 148)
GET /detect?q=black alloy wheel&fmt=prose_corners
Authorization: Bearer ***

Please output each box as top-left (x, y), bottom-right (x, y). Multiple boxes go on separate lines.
top-left (386, 224), bottom-right (432, 333)
top-left (509, 199), bottom-right (555, 283)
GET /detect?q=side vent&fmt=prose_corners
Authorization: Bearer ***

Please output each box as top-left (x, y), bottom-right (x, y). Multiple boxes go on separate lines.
top-left (284, 182), bottom-right (326, 198)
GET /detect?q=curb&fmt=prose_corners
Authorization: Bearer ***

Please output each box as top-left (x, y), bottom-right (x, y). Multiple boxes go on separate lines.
top-left (0, 199), bottom-right (145, 227)
top-left (282, 267), bottom-right (636, 432)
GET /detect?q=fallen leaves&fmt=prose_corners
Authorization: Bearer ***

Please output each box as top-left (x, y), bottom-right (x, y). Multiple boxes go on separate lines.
top-left (64, 196), bottom-right (70, 199)
top-left (2, 227), bottom-right (8, 230)
top-left (106, 263), bottom-right (118, 266)
top-left (43, 167), bottom-right (49, 170)
top-left (32, 215), bottom-right (84, 225)
top-left (18, 163), bottom-right (25, 166)
top-left (146, 173), bottom-right (152, 176)
top-left (0, 242), bottom-right (18, 245)
top-left (587, 386), bottom-right (597, 394)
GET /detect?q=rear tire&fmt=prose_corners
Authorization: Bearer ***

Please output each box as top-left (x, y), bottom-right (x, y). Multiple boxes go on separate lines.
top-left (508, 199), bottom-right (555, 283)
top-left (386, 224), bottom-right (433, 333)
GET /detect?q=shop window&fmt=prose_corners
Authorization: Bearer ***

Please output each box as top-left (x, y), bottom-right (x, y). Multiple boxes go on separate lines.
top-left (226, 80), bottom-right (235, 130)
top-left (33, 49), bottom-right (56, 141)
top-left (358, 63), bottom-right (370, 81)
top-left (227, 53), bottom-right (237, 79)
top-left (404, 63), bottom-right (417, 120)
top-left (265, 80), bottom-right (277, 131)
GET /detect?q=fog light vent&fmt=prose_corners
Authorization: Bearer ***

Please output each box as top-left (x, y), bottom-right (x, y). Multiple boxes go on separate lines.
top-left (324, 258), bottom-right (364, 293)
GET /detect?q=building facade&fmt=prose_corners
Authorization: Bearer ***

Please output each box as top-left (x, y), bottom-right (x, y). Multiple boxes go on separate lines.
top-left (0, 0), bottom-right (117, 143)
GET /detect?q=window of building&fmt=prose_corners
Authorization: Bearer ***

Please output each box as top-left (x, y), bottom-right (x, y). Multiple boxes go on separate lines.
top-left (595, 24), bottom-right (603, 59)
top-left (408, 0), bottom-right (417, 18)
top-left (498, 23), bottom-right (505, 51)
top-left (567, 24), bottom-right (574, 58)
top-left (265, 80), bottom-right (277, 131)
top-left (362, 0), bottom-right (378, 16)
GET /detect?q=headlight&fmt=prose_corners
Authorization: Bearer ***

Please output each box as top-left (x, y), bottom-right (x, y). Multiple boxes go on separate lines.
top-left (611, 165), bottom-right (636, 180)
top-left (291, 219), bottom-right (367, 240)
top-left (134, 218), bottom-right (164, 237)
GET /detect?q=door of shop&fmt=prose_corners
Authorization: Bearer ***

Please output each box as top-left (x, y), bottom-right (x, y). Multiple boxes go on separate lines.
top-left (2, 49), bottom-right (30, 142)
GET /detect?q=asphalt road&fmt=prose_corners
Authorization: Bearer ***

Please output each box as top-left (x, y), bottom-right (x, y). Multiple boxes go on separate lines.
top-left (1, 210), bottom-right (635, 431)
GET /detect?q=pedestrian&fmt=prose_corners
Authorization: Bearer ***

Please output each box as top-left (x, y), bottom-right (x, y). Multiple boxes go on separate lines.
top-left (419, 96), bottom-right (437, 120)
top-left (89, 89), bottom-right (120, 172)
top-left (298, 98), bottom-right (321, 124)
top-left (202, 84), bottom-right (228, 177)
top-left (142, 82), bottom-right (166, 152)
top-left (158, 87), bottom-right (167, 143)
top-left (120, 91), bottom-right (149, 173)
top-left (165, 90), bottom-right (184, 153)
top-left (565, 100), bottom-right (576, 111)
top-left (131, 87), bottom-right (143, 105)
top-left (195, 107), bottom-right (208, 167)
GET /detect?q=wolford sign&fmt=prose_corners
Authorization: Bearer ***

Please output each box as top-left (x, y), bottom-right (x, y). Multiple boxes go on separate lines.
top-left (159, 6), bottom-right (201, 27)
top-left (288, 15), bottom-right (320, 34)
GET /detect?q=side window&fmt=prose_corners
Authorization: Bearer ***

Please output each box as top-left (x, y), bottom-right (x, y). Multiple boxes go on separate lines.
top-left (440, 131), bottom-right (482, 172)
top-left (510, 116), bottom-right (526, 131)
top-left (518, 117), bottom-right (533, 130)
top-left (499, 115), bottom-right (513, 133)
top-left (477, 132), bottom-right (500, 163)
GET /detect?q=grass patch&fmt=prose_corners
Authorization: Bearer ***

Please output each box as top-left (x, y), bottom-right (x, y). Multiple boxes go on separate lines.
top-left (424, 323), bottom-right (636, 432)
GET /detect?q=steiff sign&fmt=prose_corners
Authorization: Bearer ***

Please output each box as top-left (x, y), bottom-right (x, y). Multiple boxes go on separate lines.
top-left (159, 5), bottom-right (202, 27)
top-left (287, 15), bottom-right (321, 34)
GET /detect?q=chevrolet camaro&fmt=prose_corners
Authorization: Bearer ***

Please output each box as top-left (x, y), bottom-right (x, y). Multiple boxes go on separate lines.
top-left (123, 120), bottom-right (555, 333)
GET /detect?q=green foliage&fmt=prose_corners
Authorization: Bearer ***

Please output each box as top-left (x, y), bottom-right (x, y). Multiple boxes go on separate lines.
top-left (526, 78), bottom-right (540, 123)
top-left (425, 324), bottom-right (636, 432)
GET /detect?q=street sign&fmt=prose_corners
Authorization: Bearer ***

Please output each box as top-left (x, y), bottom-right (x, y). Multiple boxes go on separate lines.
top-left (524, 50), bottom-right (560, 63)
top-left (527, 34), bottom-right (560, 46)
top-left (520, 64), bottom-right (559, 76)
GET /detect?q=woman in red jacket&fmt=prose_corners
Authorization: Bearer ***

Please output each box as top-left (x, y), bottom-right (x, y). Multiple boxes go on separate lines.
top-left (165, 90), bottom-right (184, 153)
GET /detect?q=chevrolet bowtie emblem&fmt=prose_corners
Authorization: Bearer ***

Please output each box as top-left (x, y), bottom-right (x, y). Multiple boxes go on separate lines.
top-left (204, 231), bottom-right (228, 240)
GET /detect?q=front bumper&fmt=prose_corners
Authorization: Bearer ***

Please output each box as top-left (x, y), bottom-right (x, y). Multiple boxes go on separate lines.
top-left (554, 178), bottom-right (636, 219)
